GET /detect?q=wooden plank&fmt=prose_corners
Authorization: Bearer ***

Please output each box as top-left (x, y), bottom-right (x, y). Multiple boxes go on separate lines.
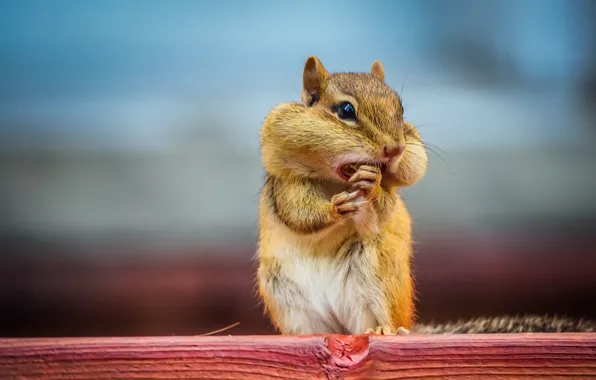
top-left (1, 334), bottom-right (595, 379)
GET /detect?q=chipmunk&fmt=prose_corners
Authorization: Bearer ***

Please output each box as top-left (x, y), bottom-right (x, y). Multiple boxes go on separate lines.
top-left (256, 56), bottom-right (427, 336)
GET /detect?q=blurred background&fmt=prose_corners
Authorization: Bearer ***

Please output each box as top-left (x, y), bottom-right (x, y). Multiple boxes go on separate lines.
top-left (1, 0), bottom-right (595, 337)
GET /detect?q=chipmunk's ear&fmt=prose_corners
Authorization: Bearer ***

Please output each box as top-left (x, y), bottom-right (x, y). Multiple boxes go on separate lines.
top-left (302, 56), bottom-right (329, 107)
top-left (371, 60), bottom-right (385, 81)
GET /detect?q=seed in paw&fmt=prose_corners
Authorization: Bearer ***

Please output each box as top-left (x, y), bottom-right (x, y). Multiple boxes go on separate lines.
top-left (340, 163), bottom-right (359, 178)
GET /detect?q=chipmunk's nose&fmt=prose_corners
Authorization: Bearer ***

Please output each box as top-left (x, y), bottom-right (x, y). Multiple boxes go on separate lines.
top-left (383, 144), bottom-right (406, 159)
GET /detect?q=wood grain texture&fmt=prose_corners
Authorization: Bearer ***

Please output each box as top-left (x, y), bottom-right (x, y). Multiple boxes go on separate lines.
top-left (1, 333), bottom-right (595, 379)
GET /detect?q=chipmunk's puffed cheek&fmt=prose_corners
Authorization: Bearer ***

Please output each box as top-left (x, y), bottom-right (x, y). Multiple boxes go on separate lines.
top-left (392, 144), bottom-right (427, 187)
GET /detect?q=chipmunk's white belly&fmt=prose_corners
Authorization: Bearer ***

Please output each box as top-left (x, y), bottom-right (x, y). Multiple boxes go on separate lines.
top-left (278, 240), bottom-right (377, 335)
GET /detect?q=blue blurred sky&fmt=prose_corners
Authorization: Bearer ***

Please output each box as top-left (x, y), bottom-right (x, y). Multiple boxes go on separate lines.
top-left (1, 0), bottom-right (595, 244)
top-left (1, 0), bottom-right (593, 149)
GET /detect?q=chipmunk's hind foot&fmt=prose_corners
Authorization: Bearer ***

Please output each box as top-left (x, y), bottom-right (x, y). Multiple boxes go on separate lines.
top-left (365, 325), bottom-right (410, 336)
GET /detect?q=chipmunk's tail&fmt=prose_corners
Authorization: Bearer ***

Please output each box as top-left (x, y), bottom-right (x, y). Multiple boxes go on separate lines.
top-left (413, 315), bottom-right (596, 334)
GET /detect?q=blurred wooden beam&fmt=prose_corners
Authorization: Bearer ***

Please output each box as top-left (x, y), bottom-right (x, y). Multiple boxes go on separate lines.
top-left (1, 334), bottom-right (595, 379)
top-left (1, 232), bottom-right (595, 336)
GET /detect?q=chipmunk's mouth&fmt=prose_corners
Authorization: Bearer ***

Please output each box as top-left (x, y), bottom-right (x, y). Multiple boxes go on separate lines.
top-left (337, 162), bottom-right (388, 181)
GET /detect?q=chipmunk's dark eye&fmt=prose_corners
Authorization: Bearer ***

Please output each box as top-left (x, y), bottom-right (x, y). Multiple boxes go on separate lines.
top-left (336, 102), bottom-right (356, 121)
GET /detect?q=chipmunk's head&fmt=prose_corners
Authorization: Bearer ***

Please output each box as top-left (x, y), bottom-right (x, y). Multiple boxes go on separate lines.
top-left (261, 56), bottom-right (427, 188)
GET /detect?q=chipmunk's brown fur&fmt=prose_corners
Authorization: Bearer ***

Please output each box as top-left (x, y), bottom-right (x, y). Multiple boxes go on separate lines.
top-left (257, 57), bottom-right (427, 335)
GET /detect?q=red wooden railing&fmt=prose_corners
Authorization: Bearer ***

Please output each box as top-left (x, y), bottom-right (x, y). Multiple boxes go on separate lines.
top-left (1, 333), bottom-right (596, 379)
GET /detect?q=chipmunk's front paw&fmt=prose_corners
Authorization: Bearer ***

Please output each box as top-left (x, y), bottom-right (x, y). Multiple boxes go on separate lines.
top-left (365, 325), bottom-right (411, 336)
top-left (349, 165), bottom-right (382, 199)
top-left (331, 190), bottom-right (367, 217)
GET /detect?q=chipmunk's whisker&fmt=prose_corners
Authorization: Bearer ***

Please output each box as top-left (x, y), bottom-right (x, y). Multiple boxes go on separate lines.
top-left (407, 141), bottom-right (452, 173)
